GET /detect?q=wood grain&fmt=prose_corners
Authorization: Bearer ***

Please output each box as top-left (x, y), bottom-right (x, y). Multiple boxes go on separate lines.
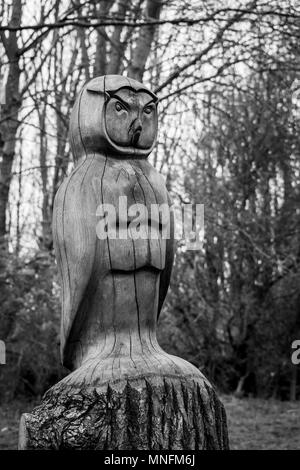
top-left (19, 75), bottom-right (229, 450)
top-left (19, 376), bottom-right (228, 450)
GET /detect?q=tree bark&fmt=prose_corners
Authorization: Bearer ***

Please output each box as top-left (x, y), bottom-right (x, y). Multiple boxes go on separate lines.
top-left (93, 0), bottom-right (115, 77)
top-left (127, 0), bottom-right (163, 81)
top-left (19, 375), bottom-right (228, 450)
top-left (0, 0), bottom-right (22, 247)
top-left (290, 367), bottom-right (297, 401)
top-left (106, 0), bottom-right (129, 75)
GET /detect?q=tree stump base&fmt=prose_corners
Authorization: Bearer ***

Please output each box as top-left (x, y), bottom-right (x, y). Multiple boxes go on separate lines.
top-left (19, 374), bottom-right (229, 450)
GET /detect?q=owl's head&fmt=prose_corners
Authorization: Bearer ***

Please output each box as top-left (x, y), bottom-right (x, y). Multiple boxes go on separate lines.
top-left (70, 75), bottom-right (158, 161)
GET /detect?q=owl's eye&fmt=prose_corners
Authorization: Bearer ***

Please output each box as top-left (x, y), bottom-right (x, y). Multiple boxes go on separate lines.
top-left (115, 101), bottom-right (125, 112)
top-left (144, 106), bottom-right (153, 115)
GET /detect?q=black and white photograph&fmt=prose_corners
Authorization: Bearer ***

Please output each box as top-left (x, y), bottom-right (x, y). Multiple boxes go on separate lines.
top-left (0, 0), bottom-right (299, 453)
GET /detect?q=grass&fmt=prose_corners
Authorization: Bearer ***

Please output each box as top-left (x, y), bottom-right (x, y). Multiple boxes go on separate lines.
top-left (222, 395), bottom-right (300, 450)
top-left (0, 396), bottom-right (299, 450)
top-left (0, 400), bottom-right (36, 451)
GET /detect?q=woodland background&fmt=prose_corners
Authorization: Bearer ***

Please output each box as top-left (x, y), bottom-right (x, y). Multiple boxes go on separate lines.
top-left (0, 0), bottom-right (299, 410)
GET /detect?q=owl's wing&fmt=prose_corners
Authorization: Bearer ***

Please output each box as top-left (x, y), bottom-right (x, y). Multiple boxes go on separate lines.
top-left (157, 194), bottom-right (175, 318)
top-left (53, 163), bottom-right (97, 370)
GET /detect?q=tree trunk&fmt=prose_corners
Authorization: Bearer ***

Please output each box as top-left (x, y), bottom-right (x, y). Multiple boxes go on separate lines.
top-left (290, 367), bottom-right (297, 401)
top-left (0, 0), bottom-right (22, 247)
top-left (106, 1), bottom-right (129, 75)
top-left (19, 374), bottom-right (228, 450)
top-left (93, 0), bottom-right (115, 77)
top-left (127, 0), bottom-right (163, 81)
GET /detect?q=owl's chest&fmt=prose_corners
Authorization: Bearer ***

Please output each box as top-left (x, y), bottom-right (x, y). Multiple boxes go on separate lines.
top-left (101, 159), bottom-right (167, 206)
top-left (94, 159), bottom-right (169, 272)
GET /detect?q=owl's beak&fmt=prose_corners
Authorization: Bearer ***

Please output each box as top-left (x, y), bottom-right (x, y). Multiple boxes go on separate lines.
top-left (130, 119), bottom-right (142, 146)
top-left (132, 128), bottom-right (141, 146)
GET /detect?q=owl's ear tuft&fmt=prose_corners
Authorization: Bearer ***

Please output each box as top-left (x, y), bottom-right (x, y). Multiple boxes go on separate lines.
top-left (86, 77), bottom-right (105, 94)
top-left (86, 85), bottom-right (102, 94)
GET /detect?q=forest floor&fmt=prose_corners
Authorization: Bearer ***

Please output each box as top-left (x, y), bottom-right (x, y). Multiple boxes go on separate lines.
top-left (222, 395), bottom-right (300, 450)
top-left (0, 395), bottom-right (299, 450)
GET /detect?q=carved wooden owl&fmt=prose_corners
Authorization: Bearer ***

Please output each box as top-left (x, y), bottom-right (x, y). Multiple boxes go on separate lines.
top-left (21, 77), bottom-right (228, 451)
top-left (53, 75), bottom-right (175, 374)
